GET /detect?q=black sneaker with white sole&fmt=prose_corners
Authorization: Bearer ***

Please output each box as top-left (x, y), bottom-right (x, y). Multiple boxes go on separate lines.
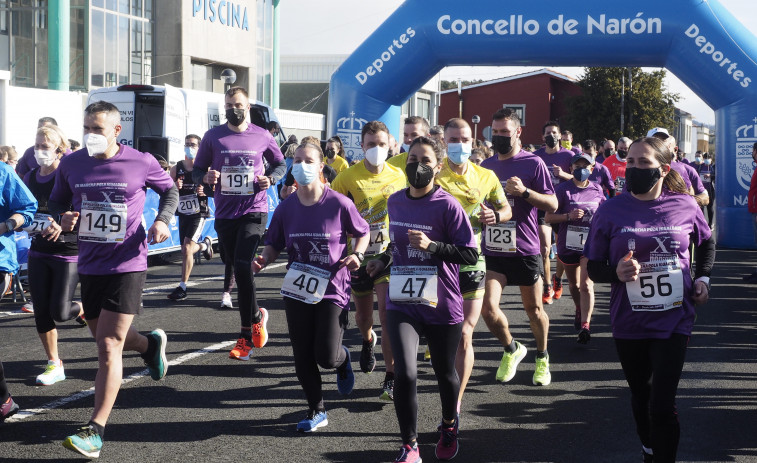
top-left (167, 286), bottom-right (187, 301)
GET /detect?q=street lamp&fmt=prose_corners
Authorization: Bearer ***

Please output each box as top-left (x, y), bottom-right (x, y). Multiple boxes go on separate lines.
top-left (472, 115), bottom-right (480, 141)
top-left (221, 68), bottom-right (237, 93)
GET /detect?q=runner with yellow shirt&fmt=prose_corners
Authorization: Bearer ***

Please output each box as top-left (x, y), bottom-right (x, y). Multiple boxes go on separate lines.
top-left (387, 116), bottom-right (429, 170)
top-left (331, 121), bottom-right (407, 401)
top-left (436, 118), bottom-right (511, 414)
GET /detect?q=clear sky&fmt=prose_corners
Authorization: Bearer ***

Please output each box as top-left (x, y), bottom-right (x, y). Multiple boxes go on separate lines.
top-left (280, 0), bottom-right (757, 125)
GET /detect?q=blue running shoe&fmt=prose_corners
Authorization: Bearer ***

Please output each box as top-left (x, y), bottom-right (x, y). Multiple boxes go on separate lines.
top-left (296, 410), bottom-right (328, 432)
top-left (63, 425), bottom-right (103, 458)
top-left (145, 329), bottom-right (168, 380)
top-left (336, 346), bottom-right (354, 395)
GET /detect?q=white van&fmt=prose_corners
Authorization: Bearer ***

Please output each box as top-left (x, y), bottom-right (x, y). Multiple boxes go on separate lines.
top-left (87, 84), bottom-right (285, 164)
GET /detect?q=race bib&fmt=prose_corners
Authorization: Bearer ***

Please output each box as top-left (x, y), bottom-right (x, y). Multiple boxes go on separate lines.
top-left (79, 200), bottom-right (127, 243)
top-left (625, 259), bottom-right (684, 312)
top-left (485, 221), bottom-right (517, 253)
top-left (221, 165), bottom-right (255, 195)
top-left (700, 172), bottom-right (712, 183)
top-left (177, 194), bottom-right (200, 215)
top-left (23, 213), bottom-right (53, 234)
top-left (366, 223), bottom-right (389, 255)
top-left (389, 266), bottom-right (438, 307)
top-left (566, 225), bottom-right (590, 252)
top-left (280, 262), bottom-right (330, 304)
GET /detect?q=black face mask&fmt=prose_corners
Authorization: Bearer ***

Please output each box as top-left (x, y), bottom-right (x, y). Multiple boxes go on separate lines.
top-left (604, 148), bottom-right (613, 157)
top-left (544, 134), bottom-right (559, 149)
top-left (617, 149), bottom-right (628, 159)
top-left (491, 135), bottom-right (512, 155)
top-left (625, 167), bottom-right (661, 195)
top-left (225, 108), bottom-right (246, 126)
top-left (325, 149), bottom-right (336, 159)
top-left (406, 161), bottom-right (435, 189)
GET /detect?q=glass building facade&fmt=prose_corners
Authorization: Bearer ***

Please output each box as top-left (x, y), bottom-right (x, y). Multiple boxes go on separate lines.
top-left (0, 0), bottom-right (274, 104)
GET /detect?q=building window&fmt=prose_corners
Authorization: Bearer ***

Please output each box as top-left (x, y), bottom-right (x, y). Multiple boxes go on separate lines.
top-left (255, 0), bottom-right (273, 104)
top-left (417, 95), bottom-right (430, 121)
top-left (503, 104), bottom-right (526, 126)
top-left (90, 1), bottom-right (153, 88)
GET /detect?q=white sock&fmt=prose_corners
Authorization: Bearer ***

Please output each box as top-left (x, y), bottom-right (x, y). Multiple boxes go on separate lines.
top-left (199, 242), bottom-right (208, 252)
top-left (642, 445), bottom-right (653, 455)
top-left (179, 282), bottom-right (187, 290)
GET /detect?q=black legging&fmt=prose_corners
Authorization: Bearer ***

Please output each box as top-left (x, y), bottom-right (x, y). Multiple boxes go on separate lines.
top-left (28, 256), bottom-right (80, 333)
top-left (284, 297), bottom-right (347, 412)
top-left (217, 239), bottom-right (236, 293)
top-left (614, 334), bottom-right (688, 463)
top-left (215, 213), bottom-right (266, 327)
top-left (0, 360), bottom-right (8, 401)
top-left (386, 309), bottom-right (462, 445)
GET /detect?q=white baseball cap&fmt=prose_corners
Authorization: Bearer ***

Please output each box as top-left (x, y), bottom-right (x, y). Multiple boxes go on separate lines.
top-left (646, 127), bottom-right (670, 139)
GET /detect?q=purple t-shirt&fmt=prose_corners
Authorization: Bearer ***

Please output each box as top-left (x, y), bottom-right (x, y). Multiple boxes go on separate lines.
top-left (533, 147), bottom-right (574, 186)
top-left (265, 187), bottom-right (369, 309)
top-left (583, 191), bottom-right (711, 339)
top-left (553, 180), bottom-right (605, 260)
top-left (674, 161), bottom-right (705, 195)
top-left (480, 150), bottom-right (554, 257)
top-left (385, 187), bottom-right (476, 325)
top-left (49, 145), bottom-right (175, 275)
top-left (193, 123), bottom-right (284, 219)
top-left (589, 162), bottom-right (616, 193)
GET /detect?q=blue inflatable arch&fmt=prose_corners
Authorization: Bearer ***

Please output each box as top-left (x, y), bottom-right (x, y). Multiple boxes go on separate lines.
top-left (328, 0), bottom-right (757, 248)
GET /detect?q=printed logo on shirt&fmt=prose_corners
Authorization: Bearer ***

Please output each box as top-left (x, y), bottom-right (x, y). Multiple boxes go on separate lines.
top-left (381, 184), bottom-right (397, 199)
top-left (407, 247), bottom-right (431, 261)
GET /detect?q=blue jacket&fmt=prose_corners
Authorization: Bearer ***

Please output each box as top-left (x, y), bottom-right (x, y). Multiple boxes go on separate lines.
top-left (0, 163), bottom-right (37, 273)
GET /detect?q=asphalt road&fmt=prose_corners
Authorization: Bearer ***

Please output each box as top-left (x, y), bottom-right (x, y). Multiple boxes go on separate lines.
top-left (1, 248), bottom-right (756, 462)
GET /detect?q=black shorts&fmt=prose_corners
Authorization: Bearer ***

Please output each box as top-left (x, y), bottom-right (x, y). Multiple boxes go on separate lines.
top-left (178, 214), bottom-right (205, 242)
top-left (350, 261), bottom-right (391, 297)
top-left (536, 210), bottom-right (558, 235)
top-left (459, 270), bottom-right (486, 300)
top-left (557, 253), bottom-right (582, 266)
top-left (80, 271), bottom-right (147, 319)
top-left (485, 254), bottom-right (543, 287)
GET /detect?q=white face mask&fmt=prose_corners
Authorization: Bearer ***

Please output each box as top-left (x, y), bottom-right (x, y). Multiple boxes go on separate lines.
top-left (83, 133), bottom-right (112, 157)
top-left (34, 149), bottom-right (57, 168)
top-left (364, 146), bottom-right (389, 167)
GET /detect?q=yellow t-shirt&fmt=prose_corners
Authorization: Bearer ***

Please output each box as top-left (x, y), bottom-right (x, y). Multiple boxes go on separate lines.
top-left (331, 160), bottom-right (407, 256)
top-left (386, 151), bottom-right (408, 170)
top-left (436, 158), bottom-right (507, 271)
top-left (326, 155), bottom-right (349, 174)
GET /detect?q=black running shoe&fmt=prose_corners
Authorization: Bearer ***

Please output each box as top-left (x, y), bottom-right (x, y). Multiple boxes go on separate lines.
top-left (577, 328), bottom-right (591, 345)
top-left (359, 328), bottom-right (377, 373)
top-left (167, 286), bottom-right (187, 301)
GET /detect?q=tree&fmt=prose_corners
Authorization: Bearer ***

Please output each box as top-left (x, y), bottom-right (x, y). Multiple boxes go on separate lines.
top-left (562, 67), bottom-right (680, 144)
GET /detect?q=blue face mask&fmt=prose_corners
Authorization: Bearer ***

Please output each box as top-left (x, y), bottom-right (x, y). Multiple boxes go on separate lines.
top-left (446, 142), bottom-right (472, 165)
top-left (184, 146), bottom-right (197, 159)
top-left (704, 159), bottom-right (711, 165)
top-left (573, 167), bottom-right (591, 182)
top-left (292, 162), bottom-right (319, 186)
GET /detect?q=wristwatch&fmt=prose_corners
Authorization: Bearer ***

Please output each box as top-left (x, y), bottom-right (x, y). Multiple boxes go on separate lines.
top-left (353, 251), bottom-right (365, 262)
top-left (493, 211), bottom-right (501, 223)
top-left (522, 188), bottom-right (530, 199)
top-left (427, 241), bottom-right (439, 254)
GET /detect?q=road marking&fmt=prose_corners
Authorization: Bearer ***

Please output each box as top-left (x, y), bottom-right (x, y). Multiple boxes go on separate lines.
top-left (0, 261), bottom-right (288, 317)
top-left (5, 339), bottom-right (237, 423)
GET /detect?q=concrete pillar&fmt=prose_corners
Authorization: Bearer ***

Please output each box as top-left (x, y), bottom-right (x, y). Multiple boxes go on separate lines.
top-left (48, 0), bottom-right (70, 90)
top-left (272, 0), bottom-right (280, 109)
top-left (0, 70), bottom-right (9, 145)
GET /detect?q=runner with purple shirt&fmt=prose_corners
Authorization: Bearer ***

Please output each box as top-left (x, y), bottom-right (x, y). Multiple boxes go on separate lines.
top-left (253, 142), bottom-right (369, 433)
top-left (648, 129), bottom-right (710, 208)
top-left (193, 86), bottom-right (286, 361)
top-left (532, 121), bottom-right (573, 305)
top-left (23, 126), bottom-right (86, 388)
top-left (369, 136), bottom-right (477, 462)
top-left (480, 108), bottom-right (557, 387)
top-left (584, 136), bottom-right (714, 463)
top-left (545, 153), bottom-right (605, 344)
top-left (50, 101), bottom-right (177, 458)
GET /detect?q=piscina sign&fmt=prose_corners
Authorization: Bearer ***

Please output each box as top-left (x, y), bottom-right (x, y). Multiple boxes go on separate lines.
top-left (328, 0), bottom-right (757, 249)
top-left (192, 0), bottom-right (250, 31)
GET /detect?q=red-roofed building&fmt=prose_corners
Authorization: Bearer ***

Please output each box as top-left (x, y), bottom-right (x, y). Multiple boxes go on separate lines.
top-left (438, 69), bottom-right (582, 146)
